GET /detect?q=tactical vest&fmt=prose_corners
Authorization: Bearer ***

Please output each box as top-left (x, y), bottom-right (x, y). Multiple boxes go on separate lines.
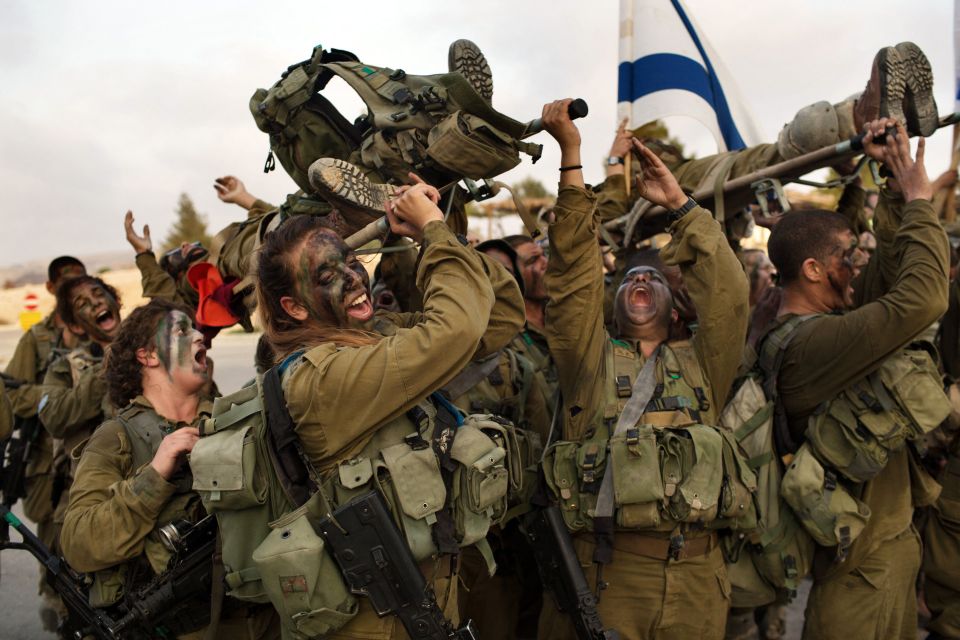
top-left (765, 314), bottom-right (952, 559)
top-left (542, 338), bottom-right (758, 536)
top-left (250, 45), bottom-right (542, 194)
top-left (190, 356), bottom-right (516, 639)
top-left (718, 316), bottom-right (817, 607)
top-left (87, 404), bottom-right (204, 608)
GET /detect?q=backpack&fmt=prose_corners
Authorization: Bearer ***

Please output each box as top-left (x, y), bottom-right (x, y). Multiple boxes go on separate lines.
top-left (718, 316), bottom-right (816, 607)
top-left (190, 359), bottom-right (517, 638)
top-left (250, 45), bottom-right (542, 194)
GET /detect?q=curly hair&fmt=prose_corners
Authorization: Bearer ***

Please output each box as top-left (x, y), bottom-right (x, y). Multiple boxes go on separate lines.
top-left (55, 276), bottom-right (121, 328)
top-left (104, 299), bottom-right (187, 408)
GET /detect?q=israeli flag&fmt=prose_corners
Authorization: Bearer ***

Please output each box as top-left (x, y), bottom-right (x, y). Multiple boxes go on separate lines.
top-left (618, 0), bottom-right (761, 152)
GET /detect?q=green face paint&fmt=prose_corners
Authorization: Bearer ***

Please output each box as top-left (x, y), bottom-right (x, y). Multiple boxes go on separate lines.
top-left (154, 310), bottom-right (208, 381)
top-left (294, 230), bottom-right (373, 328)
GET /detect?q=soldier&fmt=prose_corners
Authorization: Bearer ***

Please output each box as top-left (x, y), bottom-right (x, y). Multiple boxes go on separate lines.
top-left (252, 171), bottom-right (523, 638)
top-left (763, 119), bottom-right (946, 638)
top-left (536, 100), bottom-right (753, 640)
top-left (37, 276), bottom-right (121, 570)
top-left (60, 299), bottom-right (278, 638)
top-left (3, 255), bottom-right (86, 630)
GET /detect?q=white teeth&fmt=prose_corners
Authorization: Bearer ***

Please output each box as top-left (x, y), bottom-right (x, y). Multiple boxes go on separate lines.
top-left (349, 293), bottom-right (368, 308)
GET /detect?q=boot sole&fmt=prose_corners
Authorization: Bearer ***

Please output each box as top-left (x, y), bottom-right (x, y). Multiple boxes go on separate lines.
top-left (308, 158), bottom-right (396, 217)
top-left (876, 46), bottom-right (907, 128)
top-left (896, 41), bottom-right (938, 136)
top-left (448, 39), bottom-right (493, 102)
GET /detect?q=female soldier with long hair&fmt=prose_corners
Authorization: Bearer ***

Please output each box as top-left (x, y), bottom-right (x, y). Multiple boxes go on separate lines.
top-left (255, 176), bottom-right (524, 638)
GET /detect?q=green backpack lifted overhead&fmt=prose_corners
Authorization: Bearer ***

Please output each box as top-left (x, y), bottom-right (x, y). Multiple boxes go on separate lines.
top-left (250, 44), bottom-right (543, 194)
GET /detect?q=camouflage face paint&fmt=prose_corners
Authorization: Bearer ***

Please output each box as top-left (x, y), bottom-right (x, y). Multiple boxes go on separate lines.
top-left (154, 310), bottom-right (202, 379)
top-left (70, 281), bottom-right (121, 344)
top-left (294, 230), bottom-right (372, 328)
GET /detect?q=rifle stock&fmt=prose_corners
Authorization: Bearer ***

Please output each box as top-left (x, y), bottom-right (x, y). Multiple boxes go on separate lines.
top-left (522, 506), bottom-right (619, 640)
top-left (318, 490), bottom-right (478, 640)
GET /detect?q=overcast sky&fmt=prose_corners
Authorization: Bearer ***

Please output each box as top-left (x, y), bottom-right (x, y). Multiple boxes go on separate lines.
top-left (0, 0), bottom-right (953, 266)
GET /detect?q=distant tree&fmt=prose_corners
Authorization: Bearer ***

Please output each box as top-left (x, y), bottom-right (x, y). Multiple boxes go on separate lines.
top-left (163, 193), bottom-right (212, 251)
top-left (512, 176), bottom-right (553, 199)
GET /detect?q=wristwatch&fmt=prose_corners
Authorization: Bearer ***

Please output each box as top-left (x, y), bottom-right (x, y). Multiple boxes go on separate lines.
top-left (667, 197), bottom-right (698, 224)
top-left (606, 156), bottom-right (625, 166)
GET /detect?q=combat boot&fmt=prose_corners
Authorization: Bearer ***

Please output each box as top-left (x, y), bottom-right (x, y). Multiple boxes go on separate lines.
top-left (895, 41), bottom-right (939, 136)
top-left (448, 39), bottom-right (493, 103)
top-left (309, 158), bottom-right (397, 219)
top-left (853, 45), bottom-right (905, 133)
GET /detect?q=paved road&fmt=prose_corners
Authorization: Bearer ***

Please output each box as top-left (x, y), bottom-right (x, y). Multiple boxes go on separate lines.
top-left (0, 327), bottom-right (826, 639)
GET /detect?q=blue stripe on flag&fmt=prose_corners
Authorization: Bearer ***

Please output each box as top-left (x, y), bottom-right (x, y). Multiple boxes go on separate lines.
top-left (617, 0), bottom-right (747, 150)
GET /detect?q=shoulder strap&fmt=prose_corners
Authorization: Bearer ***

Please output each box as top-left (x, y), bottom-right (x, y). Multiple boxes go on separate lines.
top-left (593, 345), bottom-right (662, 564)
top-left (442, 351), bottom-right (502, 400)
top-left (261, 365), bottom-right (316, 508)
top-left (755, 314), bottom-right (819, 455)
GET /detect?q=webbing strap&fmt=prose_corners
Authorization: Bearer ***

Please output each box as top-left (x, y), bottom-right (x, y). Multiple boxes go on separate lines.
top-left (474, 537), bottom-right (498, 578)
top-left (734, 401), bottom-right (773, 441)
top-left (490, 181), bottom-right (542, 239)
top-left (709, 154), bottom-right (739, 223)
top-left (594, 346), bottom-right (662, 522)
top-left (207, 395), bottom-right (262, 434)
top-left (442, 352), bottom-right (501, 400)
top-left (224, 566), bottom-right (260, 590)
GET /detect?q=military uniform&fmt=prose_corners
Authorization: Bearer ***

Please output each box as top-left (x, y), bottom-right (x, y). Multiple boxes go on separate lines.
top-left (539, 186), bottom-right (750, 640)
top-left (767, 192), bottom-right (948, 639)
top-left (38, 341), bottom-right (111, 550)
top-left (135, 250), bottom-right (200, 310)
top-left (60, 397), bottom-right (278, 639)
top-left (280, 220), bottom-right (524, 639)
top-left (4, 313), bottom-right (77, 622)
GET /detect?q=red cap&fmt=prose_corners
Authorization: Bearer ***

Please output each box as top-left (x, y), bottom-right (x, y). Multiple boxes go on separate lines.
top-left (187, 262), bottom-right (240, 328)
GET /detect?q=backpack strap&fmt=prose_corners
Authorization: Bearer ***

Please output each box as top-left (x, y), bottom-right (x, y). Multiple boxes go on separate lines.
top-left (755, 314), bottom-right (819, 456)
top-left (442, 351), bottom-right (502, 400)
top-left (262, 359), bottom-right (317, 508)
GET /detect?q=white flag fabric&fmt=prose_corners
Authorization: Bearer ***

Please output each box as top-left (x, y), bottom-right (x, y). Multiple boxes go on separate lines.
top-left (617, 0), bottom-right (761, 152)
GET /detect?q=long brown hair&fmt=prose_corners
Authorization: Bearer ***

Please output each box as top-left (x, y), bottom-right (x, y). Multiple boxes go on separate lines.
top-left (257, 215), bottom-right (380, 361)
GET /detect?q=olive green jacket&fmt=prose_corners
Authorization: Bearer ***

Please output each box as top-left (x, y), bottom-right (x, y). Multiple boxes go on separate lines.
top-left (773, 193), bottom-right (949, 577)
top-left (283, 221), bottom-right (525, 475)
top-left (135, 251), bottom-right (200, 311)
top-left (5, 313), bottom-right (61, 416)
top-left (39, 344), bottom-right (110, 457)
top-left (544, 185), bottom-right (749, 442)
top-left (60, 396), bottom-right (210, 573)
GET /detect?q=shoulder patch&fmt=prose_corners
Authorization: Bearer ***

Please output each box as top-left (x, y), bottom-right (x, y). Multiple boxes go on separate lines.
top-left (37, 394), bottom-right (49, 414)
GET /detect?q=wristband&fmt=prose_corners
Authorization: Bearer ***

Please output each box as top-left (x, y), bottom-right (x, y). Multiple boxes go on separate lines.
top-left (606, 156), bottom-right (625, 166)
top-left (667, 197), bottom-right (698, 224)
top-left (559, 165), bottom-right (583, 173)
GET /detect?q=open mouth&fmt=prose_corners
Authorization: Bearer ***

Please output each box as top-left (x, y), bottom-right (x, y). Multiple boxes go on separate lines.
top-left (345, 291), bottom-right (374, 322)
top-left (193, 346), bottom-right (208, 372)
top-left (95, 309), bottom-right (118, 332)
top-left (629, 286), bottom-right (653, 308)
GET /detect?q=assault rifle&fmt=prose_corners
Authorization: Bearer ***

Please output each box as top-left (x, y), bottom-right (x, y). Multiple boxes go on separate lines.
top-left (522, 505), bottom-right (619, 640)
top-left (1, 504), bottom-right (119, 639)
top-left (318, 490), bottom-right (479, 640)
top-left (0, 411), bottom-right (43, 547)
top-left (110, 515), bottom-right (218, 638)
top-left (604, 112), bottom-right (960, 245)
top-left (1, 505), bottom-right (218, 639)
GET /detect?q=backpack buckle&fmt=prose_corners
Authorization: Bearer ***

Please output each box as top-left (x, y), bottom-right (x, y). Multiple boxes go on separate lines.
top-left (616, 375), bottom-right (632, 398)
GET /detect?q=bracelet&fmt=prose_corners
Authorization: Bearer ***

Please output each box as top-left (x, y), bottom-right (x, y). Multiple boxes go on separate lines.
top-left (559, 165), bottom-right (583, 172)
top-left (667, 197), bottom-right (698, 224)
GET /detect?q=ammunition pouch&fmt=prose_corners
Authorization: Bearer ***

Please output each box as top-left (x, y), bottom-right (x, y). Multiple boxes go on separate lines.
top-left (780, 443), bottom-right (871, 554)
top-left (806, 348), bottom-right (951, 484)
top-left (425, 111), bottom-right (523, 180)
top-left (542, 422), bottom-right (755, 534)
